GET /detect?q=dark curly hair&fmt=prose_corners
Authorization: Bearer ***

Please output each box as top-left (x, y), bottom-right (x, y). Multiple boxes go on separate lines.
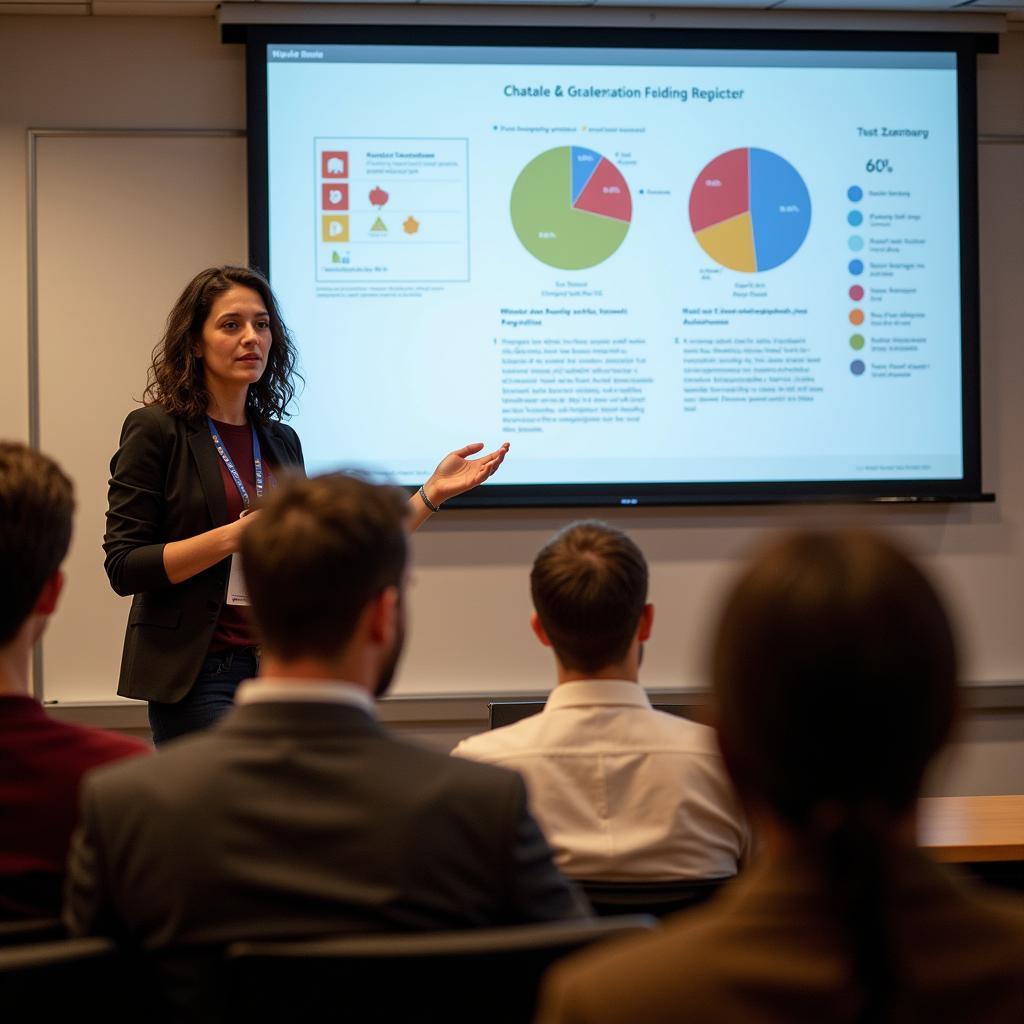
top-left (143, 266), bottom-right (300, 424)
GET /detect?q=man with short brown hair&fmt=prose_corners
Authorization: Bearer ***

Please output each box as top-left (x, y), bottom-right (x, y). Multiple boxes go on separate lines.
top-left (66, 472), bottom-right (585, 1011)
top-left (0, 442), bottom-right (147, 919)
top-left (454, 520), bottom-right (749, 882)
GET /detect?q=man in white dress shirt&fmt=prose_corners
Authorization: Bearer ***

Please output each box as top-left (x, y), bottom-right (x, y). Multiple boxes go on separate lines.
top-left (453, 520), bottom-right (750, 882)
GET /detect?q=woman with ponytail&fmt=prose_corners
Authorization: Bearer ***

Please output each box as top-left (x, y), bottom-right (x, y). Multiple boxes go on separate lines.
top-left (539, 530), bottom-right (1024, 1024)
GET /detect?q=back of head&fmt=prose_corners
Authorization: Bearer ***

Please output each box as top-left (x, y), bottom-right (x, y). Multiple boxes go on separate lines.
top-left (0, 442), bottom-right (74, 645)
top-left (712, 529), bottom-right (958, 1023)
top-left (530, 520), bottom-right (648, 674)
top-left (240, 473), bottom-right (408, 661)
top-left (712, 529), bottom-right (957, 822)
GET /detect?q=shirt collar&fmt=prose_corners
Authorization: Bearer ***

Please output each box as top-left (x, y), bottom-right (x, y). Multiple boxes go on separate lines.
top-left (234, 677), bottom-right (377, 718)
top-left (543, 679), bottom-right (653, 712)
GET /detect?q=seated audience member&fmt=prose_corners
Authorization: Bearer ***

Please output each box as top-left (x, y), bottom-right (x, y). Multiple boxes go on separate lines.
top-left (453, 521), bottom-right (749, 882)
top-left (0, 442), bottom-right (147, 920)
top-left (537, 530), bottom-right (1024, 1023)
top-left (65, 474), bottom-right (586, 966)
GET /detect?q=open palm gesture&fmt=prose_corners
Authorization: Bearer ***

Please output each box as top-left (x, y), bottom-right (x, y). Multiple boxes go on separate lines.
top-left (426, 441), bottom-right (510, 505)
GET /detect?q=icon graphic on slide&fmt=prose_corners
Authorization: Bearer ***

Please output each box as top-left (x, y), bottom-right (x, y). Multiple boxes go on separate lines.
top-left (369, 186), bottom-right (390, 208)
top-left (370, 217), bottom-right (388, 235)
top-left (322, 184), bottom-right (349, 211)
top-left (510, 146), bottom-right (632, 270)
top-left (321, 215), bottom-right (349, 242)
top-left (322, 152), bottom-right (349, 177)
top-left (403, 216), bottom-right (420, 235)
top-left (689, 148), bottom-right (811, 272)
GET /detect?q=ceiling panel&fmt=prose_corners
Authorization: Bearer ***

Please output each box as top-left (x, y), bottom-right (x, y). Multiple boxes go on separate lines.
top-left (0, 1), bottom-right (87, 9)
top-left (590, 0), bottom-right (776, 7)
top-left (2, 0), bottom-right (1018, 18)
top-left (776, 0), bottom-right (965, 9)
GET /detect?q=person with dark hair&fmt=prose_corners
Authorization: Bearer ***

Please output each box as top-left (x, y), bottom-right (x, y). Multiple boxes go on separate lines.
top-left (537, 530), bottom-right (1024, 1023)
top-left (0, 442), bottom-right (147, 920)
top-left (68, 472), bottom-right (586, 1014)
top-left (104, 265), bottom-right (508, 744)
top-left (454, 520), bottom-right (748, 882)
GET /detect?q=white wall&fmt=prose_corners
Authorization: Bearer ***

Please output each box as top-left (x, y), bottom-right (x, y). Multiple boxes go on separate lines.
top-left (0, 16), bottom-right (242, 444)
top-left (1, 15), bottom-right (1022, 791)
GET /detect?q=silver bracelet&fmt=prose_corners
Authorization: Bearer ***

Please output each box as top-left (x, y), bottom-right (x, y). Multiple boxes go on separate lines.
top-left (418, 485), bottom-right (440, 513)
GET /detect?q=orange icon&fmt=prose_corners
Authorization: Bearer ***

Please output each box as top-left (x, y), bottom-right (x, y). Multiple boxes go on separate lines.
top-left (849, 309), bottom-right (865, 326)
top-left (322, 215), bottom-right (349, 243)
top-left (403, 216), bottom-right (420, 235)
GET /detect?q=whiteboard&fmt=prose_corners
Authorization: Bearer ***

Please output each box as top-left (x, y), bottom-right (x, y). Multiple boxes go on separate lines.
top-left (35, 132), bottom-right (247, 703)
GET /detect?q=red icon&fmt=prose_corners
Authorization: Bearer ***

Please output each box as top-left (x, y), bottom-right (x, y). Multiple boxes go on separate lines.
top-left (322, 151), bottom-right (348, 178)
top-left (849, 284), bottom-right (864, 301)
top-left (322, 184), bottom-right (349, 211)
top-left (369, 186), bottom-right (390, 208)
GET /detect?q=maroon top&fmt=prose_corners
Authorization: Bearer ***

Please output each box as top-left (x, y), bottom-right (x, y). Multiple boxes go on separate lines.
top-left (0, 695), bottom-right (148, 919)
top-left (209, 418), bottom-right (260, 650)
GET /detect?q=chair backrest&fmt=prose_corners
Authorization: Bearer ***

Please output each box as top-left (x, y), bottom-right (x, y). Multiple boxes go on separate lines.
top-left (578, 877), bottom-right (729, 919)
top-left (0, 917), bottom-right (65, 947)
top-left (488, 700), bottom-right (696, 730)
top-left (226, 916), bottom-right (656, 1024)
top-left (0, 936), bottom-right (120, 1009)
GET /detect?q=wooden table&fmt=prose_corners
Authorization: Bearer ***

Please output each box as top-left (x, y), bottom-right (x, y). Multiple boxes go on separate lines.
top-left (918, 795), bottom-right (1024, 863)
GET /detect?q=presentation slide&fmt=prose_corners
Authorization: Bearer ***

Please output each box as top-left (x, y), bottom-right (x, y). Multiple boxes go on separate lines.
top-left (265, 43), bottom-right (965, 490)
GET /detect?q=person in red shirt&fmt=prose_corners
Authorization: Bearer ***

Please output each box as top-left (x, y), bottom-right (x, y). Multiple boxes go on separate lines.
top-left (0, 442), bottom-right (148, 920)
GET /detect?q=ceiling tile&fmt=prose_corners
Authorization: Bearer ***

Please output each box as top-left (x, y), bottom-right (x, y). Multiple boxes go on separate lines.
top-left (776, 0), bottom-right (958, 9)
top-left (0, 1), bottom-right (87, 9)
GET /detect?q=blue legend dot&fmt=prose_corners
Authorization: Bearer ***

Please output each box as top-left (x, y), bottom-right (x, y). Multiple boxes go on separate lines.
top-left (851, 360), bottom-right (866, 376)
top-left (848, 210), bottom-right (863, 226)
top-left (848, 185), bottom-right (863, 202)
top-left (848, 259), bottom-right (864, 275)
top-left (848, 235), bottom-right (864, 252)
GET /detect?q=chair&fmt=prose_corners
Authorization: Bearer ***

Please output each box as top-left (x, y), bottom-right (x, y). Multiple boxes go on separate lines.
top-left (226, 915), bottom-right (656, 1024)
top-left (578, 877), bottom-right (729, 919)
top-left (0, 936), bottom-right (120, 1008)
top-left (0, 917), bottom-right (66, 947)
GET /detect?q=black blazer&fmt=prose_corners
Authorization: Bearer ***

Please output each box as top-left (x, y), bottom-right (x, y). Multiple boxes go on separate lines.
top-left (104, 405), bottom-right (304, 703)
top-left (64, 701), bottom-right (589, 1014)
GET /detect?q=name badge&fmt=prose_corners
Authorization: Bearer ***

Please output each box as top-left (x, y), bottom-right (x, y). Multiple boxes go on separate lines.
top-left (226, 553), bottom-right (250, 606)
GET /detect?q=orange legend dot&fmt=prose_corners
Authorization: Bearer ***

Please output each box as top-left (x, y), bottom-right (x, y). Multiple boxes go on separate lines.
top-left (849, 308), bottom-right (865, 326)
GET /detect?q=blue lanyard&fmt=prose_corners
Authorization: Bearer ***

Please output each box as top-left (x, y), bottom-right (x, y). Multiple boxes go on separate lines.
top-left (207, 418), bottom-right (264, 513)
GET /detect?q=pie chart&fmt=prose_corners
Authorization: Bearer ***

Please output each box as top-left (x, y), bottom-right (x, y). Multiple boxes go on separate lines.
top-left (510, 146), bottom-right (632, 270)
top-left (689, 148), bottom-right (811, 272)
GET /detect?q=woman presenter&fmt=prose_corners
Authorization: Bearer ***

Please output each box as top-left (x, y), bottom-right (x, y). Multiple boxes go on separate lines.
top-left (104, 265), bottom-right (508, 745)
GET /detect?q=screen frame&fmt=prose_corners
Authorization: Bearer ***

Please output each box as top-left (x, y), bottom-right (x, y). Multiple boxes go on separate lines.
top-left (240, 23), bottom-right (991, 509)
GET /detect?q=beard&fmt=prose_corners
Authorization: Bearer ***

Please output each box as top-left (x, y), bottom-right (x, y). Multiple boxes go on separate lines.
top-left (373, 613), bottom-right (406, 699)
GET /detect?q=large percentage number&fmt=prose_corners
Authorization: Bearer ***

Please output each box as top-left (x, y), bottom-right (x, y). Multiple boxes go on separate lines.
top-left (866, 159), bottom-right (893, 173)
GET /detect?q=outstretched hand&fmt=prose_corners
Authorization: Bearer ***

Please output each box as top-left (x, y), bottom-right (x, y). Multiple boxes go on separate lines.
top-left (425, 441), bottom-right (510, 506)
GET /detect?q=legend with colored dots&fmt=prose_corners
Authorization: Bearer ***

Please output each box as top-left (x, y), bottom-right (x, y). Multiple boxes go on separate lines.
top-left (847, 185), bottom-right (866, 377)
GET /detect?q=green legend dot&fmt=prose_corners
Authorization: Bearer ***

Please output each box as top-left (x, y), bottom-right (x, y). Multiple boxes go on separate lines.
top-left (850, 334), bottom-right (865, 350)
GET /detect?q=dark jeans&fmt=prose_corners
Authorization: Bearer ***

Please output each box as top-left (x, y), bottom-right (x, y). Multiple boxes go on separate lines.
top-left (148, 647), bottom-right (259, 747)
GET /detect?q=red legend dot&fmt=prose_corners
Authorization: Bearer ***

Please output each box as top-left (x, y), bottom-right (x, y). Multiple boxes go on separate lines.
top-left (849, 284), bottom-right (864, 301)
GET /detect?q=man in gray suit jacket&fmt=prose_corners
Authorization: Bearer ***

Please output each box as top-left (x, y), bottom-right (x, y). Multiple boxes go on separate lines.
top-left (65, 472), bottom-right (586, 1010)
